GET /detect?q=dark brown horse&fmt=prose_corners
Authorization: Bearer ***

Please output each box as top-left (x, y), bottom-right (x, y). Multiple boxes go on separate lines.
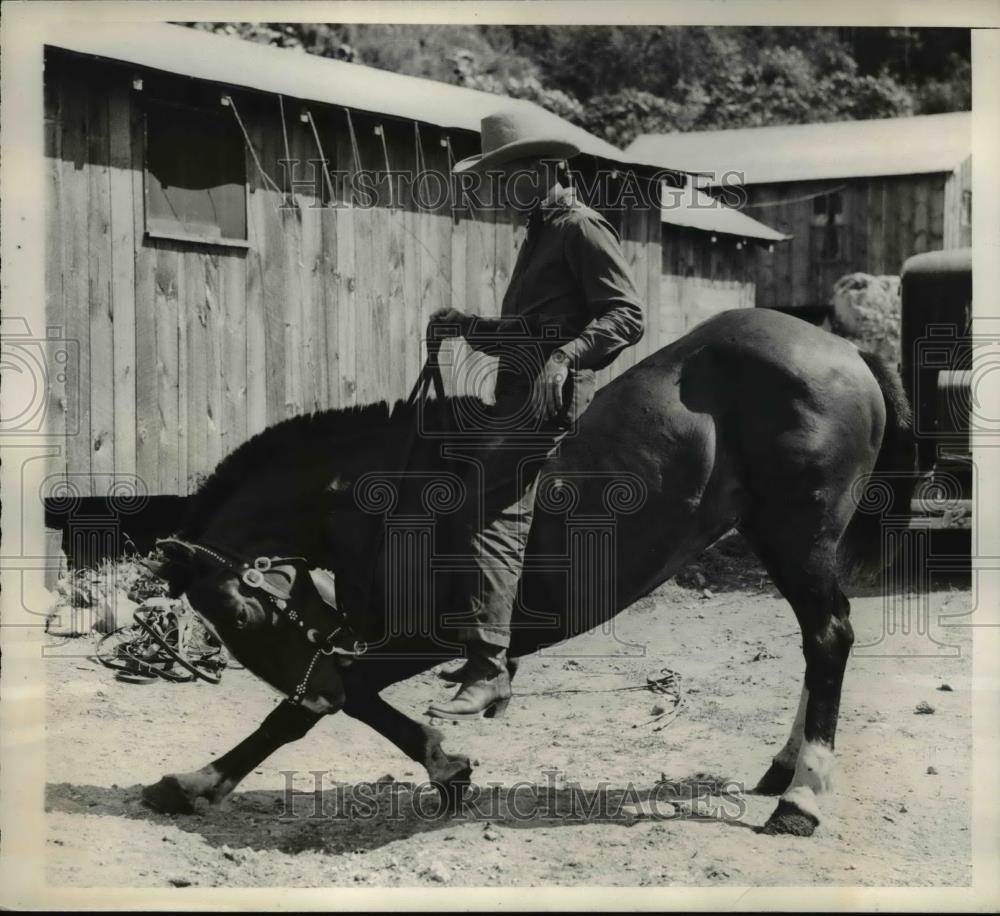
top-left (142, 308), bottom-right (914, 836)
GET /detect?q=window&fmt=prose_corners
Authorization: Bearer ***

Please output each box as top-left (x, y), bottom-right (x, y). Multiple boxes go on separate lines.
top-left (144, 101), bottom-right (247, 246)
top-left (811, 190), bottom-right (845, 261)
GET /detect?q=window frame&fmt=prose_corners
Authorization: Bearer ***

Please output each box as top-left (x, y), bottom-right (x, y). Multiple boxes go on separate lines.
top-left (811, 189), bottom-right (847, 262)
top-left (141, 97), bottom-right (250, 249)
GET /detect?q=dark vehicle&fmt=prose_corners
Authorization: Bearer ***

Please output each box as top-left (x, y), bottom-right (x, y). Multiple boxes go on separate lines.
top-left (899, 248), bottom-right (973, 531)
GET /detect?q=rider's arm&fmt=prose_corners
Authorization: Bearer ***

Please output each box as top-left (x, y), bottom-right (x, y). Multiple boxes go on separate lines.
top-left (556, 213), bottom-right (645, 370)
top-left (426, 310), bottom-right (525, 356)
top-left (461, 316), bottom-right (536, 355)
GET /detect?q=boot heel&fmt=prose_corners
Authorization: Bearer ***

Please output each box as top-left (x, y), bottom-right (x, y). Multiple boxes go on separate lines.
top-left (484, 696), bottom-right (511, 719)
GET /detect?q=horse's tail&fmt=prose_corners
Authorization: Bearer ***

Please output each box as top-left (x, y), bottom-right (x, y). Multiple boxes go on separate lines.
top-left (838, 351), bottom-right (917, 584)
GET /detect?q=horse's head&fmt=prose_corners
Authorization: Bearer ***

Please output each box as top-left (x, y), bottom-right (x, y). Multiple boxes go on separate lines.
top-left (142, 537), bottom-right (351, 713)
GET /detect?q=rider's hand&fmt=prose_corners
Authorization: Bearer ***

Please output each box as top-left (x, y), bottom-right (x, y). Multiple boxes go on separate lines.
top-left (542, 349), bottom-right (571, 419)
top-left (427, 307), bottom-right (472, 339)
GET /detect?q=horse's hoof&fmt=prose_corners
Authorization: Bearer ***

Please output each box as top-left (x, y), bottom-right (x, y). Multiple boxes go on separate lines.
top-left (753, 760), bottom-right (795, 796)
top-left (759, 799), bottom-right (819, 837)
top-left (141, 775), bottom-right (196, 815)
top-left (433, 777), bottom-right (470, 813)
top-left (430, 757), bottom-right (472, 814)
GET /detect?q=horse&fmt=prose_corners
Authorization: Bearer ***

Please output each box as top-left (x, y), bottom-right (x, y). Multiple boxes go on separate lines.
top-left (140, 308), bottom-right (914, 837)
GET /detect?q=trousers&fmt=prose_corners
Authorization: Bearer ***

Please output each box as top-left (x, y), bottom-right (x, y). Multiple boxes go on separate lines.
top-left (450, 369), bottom-right (596, 648)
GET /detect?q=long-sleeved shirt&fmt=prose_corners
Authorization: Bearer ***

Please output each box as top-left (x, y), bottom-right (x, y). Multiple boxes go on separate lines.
top-left (462, 185), bottom-right (645, 403)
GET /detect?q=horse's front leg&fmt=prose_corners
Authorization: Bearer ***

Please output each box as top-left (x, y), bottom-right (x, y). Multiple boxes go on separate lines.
top-left (343, 690), bottom-right (472, 807)
top-left (142, 700), bottom-right (326, 814)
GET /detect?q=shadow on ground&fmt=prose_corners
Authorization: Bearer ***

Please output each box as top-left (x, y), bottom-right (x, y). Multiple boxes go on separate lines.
top-left (47, 774), bottom-right (755, 856)
top-left (675, 529), bottom-right (972, 598)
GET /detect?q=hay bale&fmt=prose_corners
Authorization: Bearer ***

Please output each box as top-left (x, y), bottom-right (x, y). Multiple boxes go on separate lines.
top-left (829, 273), bottom-right (901, 365)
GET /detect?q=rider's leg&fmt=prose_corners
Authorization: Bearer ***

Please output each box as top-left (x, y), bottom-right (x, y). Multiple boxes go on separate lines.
top-left (429, 370), bottom-right (595, 717)
top-left (426, 481), bottom-right (533, 718)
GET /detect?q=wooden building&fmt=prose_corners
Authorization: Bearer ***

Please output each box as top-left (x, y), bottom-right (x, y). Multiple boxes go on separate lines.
top-left (628, 113), bottom-right (972, 318)
top-left (42, 22), bottom-right (775, 505)
top-left (658, 183), bottom-right (789, 338)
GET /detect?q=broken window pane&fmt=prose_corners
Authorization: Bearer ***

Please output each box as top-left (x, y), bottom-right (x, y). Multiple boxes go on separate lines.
top-left (145, 101), bottom-right (247, 244)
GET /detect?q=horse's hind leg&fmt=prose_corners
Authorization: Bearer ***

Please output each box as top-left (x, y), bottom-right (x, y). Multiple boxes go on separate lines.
top-left (142, 700), bottom-right (325, 813)
top-left (742, 510), bottom-right (855, 837)
top-left (754, 684), bottom-right (808, 796)
top-left (767, 582), bottom-right (852, 837)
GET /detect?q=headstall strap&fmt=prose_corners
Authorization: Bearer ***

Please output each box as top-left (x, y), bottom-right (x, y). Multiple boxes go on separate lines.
top-left (154, 538), bottom-right (366, 658)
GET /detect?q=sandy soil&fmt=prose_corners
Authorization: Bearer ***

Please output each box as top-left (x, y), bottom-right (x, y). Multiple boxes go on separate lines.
top-left (44, 553), bottom-right (973, 889)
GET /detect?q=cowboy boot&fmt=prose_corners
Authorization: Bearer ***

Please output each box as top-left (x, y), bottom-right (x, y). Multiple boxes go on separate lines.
top-left (439, 654), bottom-right (521, 684)
top-left (426, 645), bottom-right (512, 719)
top-left (436, 660), bottom-right (471, 684)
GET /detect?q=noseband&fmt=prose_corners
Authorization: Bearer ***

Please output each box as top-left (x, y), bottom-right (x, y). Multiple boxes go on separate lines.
top-left (155, 538), bottom-right (366, 705)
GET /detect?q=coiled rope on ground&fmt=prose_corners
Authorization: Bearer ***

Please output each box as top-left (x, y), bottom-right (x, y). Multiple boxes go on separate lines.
top-left (94, 601), bottom-right (228, 685)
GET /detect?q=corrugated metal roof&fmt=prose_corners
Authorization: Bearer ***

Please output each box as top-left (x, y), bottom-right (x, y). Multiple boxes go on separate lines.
top-left (43, 21), bottom-right (784, 241)
top-left (662, 184), bottom-right (789, 242)
top-left (44, 21), bottom-right (631, 162)
top-left (627, 112), bottom-right (971, 186)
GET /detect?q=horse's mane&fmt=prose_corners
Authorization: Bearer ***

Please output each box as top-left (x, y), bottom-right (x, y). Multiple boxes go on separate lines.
top-left (178, 395), bottom-right (483, 538)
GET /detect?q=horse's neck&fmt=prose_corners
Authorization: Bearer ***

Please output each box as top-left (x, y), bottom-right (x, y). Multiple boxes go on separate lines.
top-left (198, 417), bottom-right (413, 564)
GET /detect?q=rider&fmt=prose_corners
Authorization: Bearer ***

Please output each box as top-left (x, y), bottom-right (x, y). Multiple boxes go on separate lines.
top-left (425, 104), bottom-right (645, 719)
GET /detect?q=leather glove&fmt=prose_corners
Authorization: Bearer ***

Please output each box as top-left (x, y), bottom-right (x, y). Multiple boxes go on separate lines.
top-left (541, 349), bottom-right (571, 420)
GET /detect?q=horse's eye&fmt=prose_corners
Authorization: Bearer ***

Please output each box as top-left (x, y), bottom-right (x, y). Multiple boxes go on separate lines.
top-left (234, 607), bottom-right (249, 630)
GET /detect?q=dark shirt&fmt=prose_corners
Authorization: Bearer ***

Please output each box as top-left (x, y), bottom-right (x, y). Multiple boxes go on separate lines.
top-left (462, 185), bottom-right (645, 402)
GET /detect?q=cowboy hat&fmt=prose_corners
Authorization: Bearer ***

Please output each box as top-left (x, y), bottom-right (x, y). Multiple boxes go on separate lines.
top-left (452, 104), bottom-right (581, 174)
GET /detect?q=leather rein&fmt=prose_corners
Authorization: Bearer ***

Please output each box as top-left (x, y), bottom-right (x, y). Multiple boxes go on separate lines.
top-left (405, 335), bottom-right (445, 406)
top-left (154, 342), bottom-right (444, 705)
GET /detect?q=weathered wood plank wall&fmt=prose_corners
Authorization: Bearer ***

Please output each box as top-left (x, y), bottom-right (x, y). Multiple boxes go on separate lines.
top-left (739, 172), bottom-right (954, 311)
top-left (943, 154), bottom-right (972, 250)
top-left (658, 227), bottom-right (757, 340)
top-left (44, 52), bottom-right (695, 498)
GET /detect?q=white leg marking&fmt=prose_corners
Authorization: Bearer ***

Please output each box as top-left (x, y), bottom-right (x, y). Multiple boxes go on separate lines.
top-left (774, 685), bottom-right (808, 769)
top-left (781, 739), bottom-right (836, 822)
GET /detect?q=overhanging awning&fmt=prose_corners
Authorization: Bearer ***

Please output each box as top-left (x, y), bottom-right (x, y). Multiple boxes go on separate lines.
top-left (662, 184), bottom-right (790, 242)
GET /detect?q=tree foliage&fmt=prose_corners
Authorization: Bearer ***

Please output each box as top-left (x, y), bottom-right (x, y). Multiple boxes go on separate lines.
top-left (184, 22), bottom-right (969, 148)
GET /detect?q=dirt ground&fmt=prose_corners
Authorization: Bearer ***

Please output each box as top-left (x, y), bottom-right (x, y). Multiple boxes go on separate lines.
top-left (44, 541), bottom-right (973, 889)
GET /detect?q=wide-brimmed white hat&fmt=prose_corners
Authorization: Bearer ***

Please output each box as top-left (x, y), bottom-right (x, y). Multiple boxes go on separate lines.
top-left (452, 104), bottom-right (581, 174)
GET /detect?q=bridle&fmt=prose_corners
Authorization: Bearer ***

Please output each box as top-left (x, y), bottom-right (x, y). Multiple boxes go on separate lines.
top-left (152, 343), bottom-right (445, 704)
top-left (155, 537), bottom-right (367, 706)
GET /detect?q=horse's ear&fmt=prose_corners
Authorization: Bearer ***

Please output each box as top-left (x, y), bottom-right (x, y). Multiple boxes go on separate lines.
top-left (157, 538), bottom-right (197, 562)
top-left (141, 538), bottom-right (198, 597)
top-left (138, 553), bottom-right (169, 579)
